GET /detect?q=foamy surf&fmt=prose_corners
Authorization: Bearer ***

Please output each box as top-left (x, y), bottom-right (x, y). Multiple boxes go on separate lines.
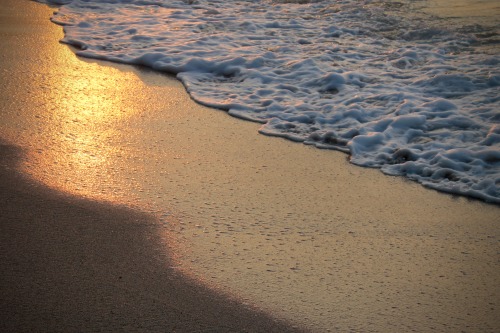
top-left (39, 0), bottom-right (500, 203)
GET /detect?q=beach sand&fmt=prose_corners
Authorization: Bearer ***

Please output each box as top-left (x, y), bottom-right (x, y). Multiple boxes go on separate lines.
top-left (1, 0), bottom-right (499, 332)
top-left (0, 2), bottom-right (303, 332)
top-left (0, 141), bottom-right (304, 333)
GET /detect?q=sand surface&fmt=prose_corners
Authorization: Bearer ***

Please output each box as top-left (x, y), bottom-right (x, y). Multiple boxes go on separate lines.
top-left (1, 0), bottom-right (499, 332)
top-left (0, 2), bottom-right (302, 332)
top-left (0, 140), bottom-right (303, 333)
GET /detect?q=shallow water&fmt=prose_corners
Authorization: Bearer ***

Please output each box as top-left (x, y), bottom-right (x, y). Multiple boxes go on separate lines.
top-left (39, 0), bottom-right (500, 203)
top-left (421, 0), bottom-right (500, 26)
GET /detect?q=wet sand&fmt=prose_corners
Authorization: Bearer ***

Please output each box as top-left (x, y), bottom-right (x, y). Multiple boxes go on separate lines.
top-left (1, 0), bottom-right (499, 332)
top-left (0, 141), bottom-right (304, 333)
top-left (0, 1), bottom-right (302, 332)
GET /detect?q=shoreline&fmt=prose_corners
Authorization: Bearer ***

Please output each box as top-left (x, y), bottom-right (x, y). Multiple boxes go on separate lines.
top-left (0, 2), bottom-right (303, 332)
top-left (1, 1), bottom-right (499, 332)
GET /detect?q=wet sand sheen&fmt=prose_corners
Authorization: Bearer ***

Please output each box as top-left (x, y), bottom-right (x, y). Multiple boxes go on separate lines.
top-left (0, 2), bottom-right (302, 332)
top-left (1, 1), bottom-right (499, 332)
top-left (0, 141), bottom-right (303, 332)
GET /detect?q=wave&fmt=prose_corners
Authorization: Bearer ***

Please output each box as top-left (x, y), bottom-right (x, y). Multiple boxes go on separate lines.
top-left (39, 0), bottom-right (500, 203)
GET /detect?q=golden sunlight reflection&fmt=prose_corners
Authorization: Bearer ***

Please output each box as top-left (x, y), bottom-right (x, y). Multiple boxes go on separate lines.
top-left (23, 46), bottom-right (145, 202)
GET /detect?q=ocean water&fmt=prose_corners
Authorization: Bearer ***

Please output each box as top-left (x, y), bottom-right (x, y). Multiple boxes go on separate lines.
top-left (40, 0), bottom-right (499, 203)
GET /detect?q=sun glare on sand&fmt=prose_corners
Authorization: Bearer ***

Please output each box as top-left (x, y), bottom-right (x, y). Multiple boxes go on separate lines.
top-left (14, 40), bottom-right (150, 202)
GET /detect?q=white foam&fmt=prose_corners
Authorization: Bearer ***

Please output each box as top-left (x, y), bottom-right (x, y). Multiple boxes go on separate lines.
top-left (41, 0), bottom-right (500, 203)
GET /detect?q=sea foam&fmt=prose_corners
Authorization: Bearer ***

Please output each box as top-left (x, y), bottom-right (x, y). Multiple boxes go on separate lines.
top-left (40, 0), bottom-right (500, 203)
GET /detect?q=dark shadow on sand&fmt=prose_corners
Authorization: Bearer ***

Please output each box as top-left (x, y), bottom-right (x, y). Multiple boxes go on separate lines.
top-left (0, 141), bottom-right (305, 332)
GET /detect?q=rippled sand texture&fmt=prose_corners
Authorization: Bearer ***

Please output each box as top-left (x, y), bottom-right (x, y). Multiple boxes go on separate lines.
top-left (1, 1), bottom-right (499, 333)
